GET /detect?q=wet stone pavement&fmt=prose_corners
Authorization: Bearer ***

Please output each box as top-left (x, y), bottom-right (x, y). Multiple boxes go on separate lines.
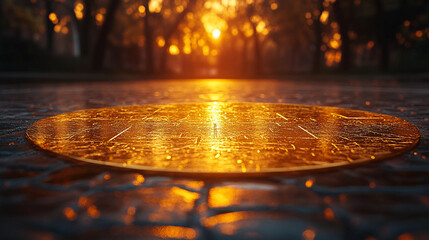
top-left (1, 77), bottom-right (429, 240)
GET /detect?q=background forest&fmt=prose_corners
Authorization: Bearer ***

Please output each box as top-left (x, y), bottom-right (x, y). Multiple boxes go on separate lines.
top-left (0, 0), bottom-right (428, 76)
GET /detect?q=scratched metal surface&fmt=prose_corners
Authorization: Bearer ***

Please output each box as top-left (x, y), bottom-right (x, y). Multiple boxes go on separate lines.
top-left (1, 78), bottom-right (429, 240)
top-left (26, 103), bottom-right (419, 175)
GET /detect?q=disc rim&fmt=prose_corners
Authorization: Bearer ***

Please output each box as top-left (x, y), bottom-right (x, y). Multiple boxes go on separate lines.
top-left (26, 103), bottom-right (421, 177)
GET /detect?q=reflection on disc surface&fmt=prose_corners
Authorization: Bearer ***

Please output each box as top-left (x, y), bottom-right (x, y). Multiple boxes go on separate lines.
top-left (26, 103), bottom-right (420, 175)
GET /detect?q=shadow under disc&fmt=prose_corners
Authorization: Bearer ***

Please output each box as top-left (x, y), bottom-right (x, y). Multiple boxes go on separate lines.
top-left (26, 103), bottom-right (420, 176)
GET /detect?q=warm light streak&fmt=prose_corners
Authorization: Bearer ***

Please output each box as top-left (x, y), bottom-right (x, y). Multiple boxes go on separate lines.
top-left (176, 5), bottom-right (184, 13)
top-left (212, 29), bottom-right (221, 39)
top-left (335, 52), bottom-right (342, 63)
top-left (320, 10), bottom-right (329, 23)
top-left (54, 25), bottom-right (61, 33)
top-left (74, 2), bottom-right (84, 20)
top-left (149, 0), bottom-right (163, 13)
top-left (61, 27), bottom-right (69, 35)
top-left (126, 7), bottom-right (133, 15)
top-left (183, 45), bottom-right (192, 54)
top-left (303, 229), bottom-right (316, 240)
top-left (256, 21), bottom-right (265, 33)
top-left (138, 5), bottom-right (146, 14)
top-left (270, 2), bottom-right (278, 10)
top-left (49, 13), bottom-right (58, 24)
top-left (95, 13), bottom-right (104, 25)
top-left (305, 178), bottom-right (314, 188)
top-left (171, 187), bottom-right (200, 203)
top-left (403, 20), bottom-right (411, 27)
top-left (163, 8), bottom-right (172, 17)
top-left (151, 226), bottom-right (197, 240)
top-left (202, 46), bottom-right (210, 56)
top-left (333, 33), bottom-right (341, 40)
top-left (416, 30), bottom-right (423, 38)
top-left (329, 39), bottom-right (341, 49)
top-left (132, 174), bottom-right (145, 185)
top-left (63, 207), bottom-right (77, 220)
top-left (87, 205), bottom-right (100, 218)
top-left (324, 208), bottom-right (335, 220)
top-left (169, 45), bottom-right (180, 55)
top-left (203, 212), bottom-right (252, 228)
top-left (198, 39), bottom-right (205, 46)
top-left (157, 37), bottom-right (165, 47)
top-left (398, 233), bottom-right (415, 240)
top-left (202, 13), bottom-right (227, 38)
top-left (325, 50), bottom-right (342, 66)
top-left (242, 22), bottom-right (254, 37)
top-left (127, 206), bottom-right (136, 215)
top-left (208, 187), bottom-right (239, 208)
top-left (78, 197), bottom-right (89, 207)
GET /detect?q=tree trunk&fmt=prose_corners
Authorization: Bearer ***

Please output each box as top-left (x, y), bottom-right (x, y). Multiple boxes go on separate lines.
top-left (45, 0), bottom-right (54, 54)
top-left (242, 40), bottom-right (248, 74)
top-left (374, 0), bottom-right (388, 71)
top-left (71, 16), bottom-right (81, 57)
top-left (245, 4), bottom-right (262, 76)
top-left (312, 0), bottom-right (324, 73)
top-left (81, 0), bottom-right (93, 57)
top-left (67, 0), bottom-right (81, 57)
top-left (0, 0), bottom-right (3, 29)
top-left (250, 20), bottom-right (262, 76)
top-left (143, 0), bottom-right (154, 74)
top-left (332, 0), bottom-right (352, 71)
top-left (240, 34), bottom-right (248, 75)
top-left (92, 0), bottom-right (121, 70)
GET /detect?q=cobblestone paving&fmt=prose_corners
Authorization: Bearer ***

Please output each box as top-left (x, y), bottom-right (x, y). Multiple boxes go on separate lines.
top-left (1, 77), bottom-right (428, 240)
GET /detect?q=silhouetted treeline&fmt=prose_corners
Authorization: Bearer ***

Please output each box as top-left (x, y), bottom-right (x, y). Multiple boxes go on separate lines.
top-left (0, 0), bottom-right (427, 75)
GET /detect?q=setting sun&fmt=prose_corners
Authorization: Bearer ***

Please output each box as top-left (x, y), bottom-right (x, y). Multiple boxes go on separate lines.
top-left (212, 29), bottom-right (221, 39)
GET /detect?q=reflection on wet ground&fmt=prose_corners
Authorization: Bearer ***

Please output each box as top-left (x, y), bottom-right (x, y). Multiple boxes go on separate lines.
top-left (27, 103), bottom-right (419, 175)
top-left (1, 78), bottom-right (429, 239)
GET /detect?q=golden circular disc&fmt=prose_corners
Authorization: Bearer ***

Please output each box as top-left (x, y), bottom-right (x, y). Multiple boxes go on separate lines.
top-left (26, 103), bottom-right (420, 176)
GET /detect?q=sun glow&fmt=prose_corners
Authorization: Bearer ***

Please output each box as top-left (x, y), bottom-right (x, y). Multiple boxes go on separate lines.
top-left (212, 29), bottom-right (221, 39)
top-left (149, 0), bottom-right (163, 13)
top-left (202, 13), bottom-right (227, 38)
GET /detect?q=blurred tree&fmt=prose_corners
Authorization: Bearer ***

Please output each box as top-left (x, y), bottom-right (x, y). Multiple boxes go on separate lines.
top-left (0, 0), bottom-right (3, 31)
top-left (332, 0), bottom-right (352, 71)
top-left (159, 0), bottom-right (197, 73)
top-left (0, 0), bottom-right (427, 74)
top-left (81, 0), bottom-right (94, 57)
top-left (372, 0), bottom-right (429, 71)
top-left (62, 0), bottom-right (81, 57)
top-left (266, 0), bottom-right (312, 73)
top-left (246, 3), bottom-right (262, 75)
top-left (373, 0), bottom-right (387, 70)
top-left (312, 0), bottom-right (324, 73)
top-left (0, 0), bottom-right (46, 70)
top-left (92, 0), bottom-right (121, 70)
top-left (143, 0), bottom-right (154, 74)
top-left (45, 0), bottom-right (55, 53)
